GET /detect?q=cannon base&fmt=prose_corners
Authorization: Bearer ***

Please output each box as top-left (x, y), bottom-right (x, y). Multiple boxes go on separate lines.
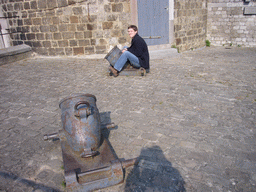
top-left (109, 64), bottom-right (148, 77)
top-left (59, 132), bottom-right (136, 192)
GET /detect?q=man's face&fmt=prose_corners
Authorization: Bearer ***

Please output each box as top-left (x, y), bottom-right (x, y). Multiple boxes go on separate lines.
top-left (128, 28), bottom-right (137, 38)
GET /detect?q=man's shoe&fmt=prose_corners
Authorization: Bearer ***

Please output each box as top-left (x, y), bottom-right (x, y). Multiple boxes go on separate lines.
top-left (109, 66), bottom-right (118, 77)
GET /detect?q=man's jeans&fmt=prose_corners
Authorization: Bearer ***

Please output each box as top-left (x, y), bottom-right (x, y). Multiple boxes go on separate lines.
top-left (114, 46), bottom-right (140, 72)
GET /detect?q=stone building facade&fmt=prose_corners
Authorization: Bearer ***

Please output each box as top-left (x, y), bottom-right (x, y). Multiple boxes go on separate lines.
top-left (173, 0), bottom-right (208, 52)
top-left (0, 0), bottom-right (131, 56)
top-left (207, 0), bottom-right (256, 47)
top-left (0, 0), bottom-right (255, 55)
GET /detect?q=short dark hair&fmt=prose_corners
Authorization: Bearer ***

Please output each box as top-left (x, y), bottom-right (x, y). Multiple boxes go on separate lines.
top-left (128, 25), bottom-right (138, 32)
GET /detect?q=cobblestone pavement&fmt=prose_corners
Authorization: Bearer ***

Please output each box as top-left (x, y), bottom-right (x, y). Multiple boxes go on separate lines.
top-left (0, 46), bottom-right (255, 192)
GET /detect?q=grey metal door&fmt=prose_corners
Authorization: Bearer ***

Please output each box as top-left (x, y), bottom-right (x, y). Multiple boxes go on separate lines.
top-left (137, 0), bottom-right (169, 46)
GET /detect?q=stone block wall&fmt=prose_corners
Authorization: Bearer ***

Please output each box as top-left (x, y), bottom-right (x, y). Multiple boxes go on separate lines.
top-left (207, 0), bottom-right (256, 47)
top-left (1, 0), bottom-right (131, 56)
top-left (173, 0), bottom-right (208, 52)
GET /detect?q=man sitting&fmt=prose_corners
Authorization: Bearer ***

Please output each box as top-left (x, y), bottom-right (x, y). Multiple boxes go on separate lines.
top-left (109, 25), bottom-right (150, 77)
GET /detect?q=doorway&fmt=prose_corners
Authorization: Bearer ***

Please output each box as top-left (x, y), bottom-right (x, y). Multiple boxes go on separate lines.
top-left (137, 0), bottom-right (169, 46)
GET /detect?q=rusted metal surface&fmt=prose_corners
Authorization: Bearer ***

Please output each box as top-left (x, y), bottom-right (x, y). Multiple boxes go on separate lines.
top-left (60, 133), bottom-right (135, 192)
top-left (59, 94), bottom-right (101, 158)
top-left (44, 93), bottom-right (138, 191)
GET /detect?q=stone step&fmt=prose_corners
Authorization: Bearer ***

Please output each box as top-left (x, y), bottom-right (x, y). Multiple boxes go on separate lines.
top-left (0, 44), bottom-right (32, 65)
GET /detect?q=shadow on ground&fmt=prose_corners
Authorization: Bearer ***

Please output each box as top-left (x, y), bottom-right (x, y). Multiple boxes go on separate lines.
top-left (0, 171), bottom-right (61, 192)
top-left (125, 146), bottom-right (186, 192)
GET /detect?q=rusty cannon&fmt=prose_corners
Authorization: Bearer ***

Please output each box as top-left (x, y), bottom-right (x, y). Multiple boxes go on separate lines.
top-left (44, 94), bottom-right (138, 191)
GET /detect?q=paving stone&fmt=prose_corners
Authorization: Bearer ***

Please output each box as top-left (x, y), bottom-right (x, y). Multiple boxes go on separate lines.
top-left (0, 47), bottom-right (255, 191)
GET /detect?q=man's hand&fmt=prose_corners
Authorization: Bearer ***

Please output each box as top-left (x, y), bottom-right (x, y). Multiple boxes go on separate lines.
top-left (122, 48), bottom-right (127, 53)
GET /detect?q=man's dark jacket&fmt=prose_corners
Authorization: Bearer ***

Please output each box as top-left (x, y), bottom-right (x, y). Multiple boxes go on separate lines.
top-left (127, 33), bottom-right (150, 70)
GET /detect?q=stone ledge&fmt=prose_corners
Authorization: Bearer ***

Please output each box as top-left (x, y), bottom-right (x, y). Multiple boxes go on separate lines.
top-left (244, 7), bottom-right (256, 15)
top-left (0, 44), bottom-right (32, 65)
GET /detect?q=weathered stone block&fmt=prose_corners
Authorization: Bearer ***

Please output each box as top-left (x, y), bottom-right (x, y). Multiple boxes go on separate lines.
top-left (91, 39), bottom-right (96, 45)
top-left (59, 24), bottom-right (68, 32)
top-left (43, 41), bottom-right (51, 47)
top-left (54, 33), bottom-right (62, 40)
top-left (70, 16), bottom-right (78, 23)
top-left (72, 7), bottom-right (82, 15)
top-left (77, 24), bottom-right (86, 31)
top-left (84, 47), bottom-right (94, 54)
top-left (95, 45), bottom-right (106, 54)
top-left (32, 41), bottom-right (42, 47)
top-left (36, 33), bottom-right (45, 40)
top-left (26, 33), bottom-right (36, 40)
top-left (21, 11), bottom-right (28, 18)
top-left (52, 17), bottom-right (60, 24)
top-left (31, 1), bottom-right (37, 9)
top-left (17, 19), bottom-right (22, 26)
top-left (47, 0), bottom-right (57, 9)
top-left (2, 4), bottom-right (7, 12)
top-left (175, 25), bottom-right (182, 32)
top-left (46, 10), bottom-right (55, 17)
top-left (52, 41), bottom-right (58, 47)
top-left (81, 16), bottom-right (89, 23)
top-left (23, 26), bottom-right (30, 33)
top-left (102, 22), bottom-right (113, 30)
top-left (111, 30), bottom-right (121, 37)
top-left (176, 38), bottom-right (181, 45)
top-left (40, 26), bottom-right (50, 32)
top-left (24, 41), bottom-right (33, 47)
top-left (87, 24), bottom-right (97, 30)
top-left (68, 0), bottom-right (76, 5)
top-left (118, 37), bottom-right (126, 44)
top-left (112, 3), bottom-right (123, 12)
top-left (75, 32), bottom-right (84, 39)
top-left (42, 17), bottom-right (52, 25)
top-left (78, 40), bottom-right (90, 46)
top-left (24, 2), bottom-right (30, 9)
top-left (34, 47), bottom-right (48, 55)
top-left (107, 15), bottom-right (118, 21)
top-left (38, 0), bottom-right (47, 9)
top-left (84, 31), bottom-right (92, 38)
top-left (60, 16), bottom-right (70, 23)
top-left (55, 48), bottom-right (65, 55)
top-left (62, 32), bottom-right (75, 39)
top-left (32, 18), bottom-right (42, 25)
top-left (68, 24), bottom-right (76, 32)
top-left (50, 25), bottom-right (58, 32)
top-left (48, 48), bottom-right (65, 56)
top-left (69, 40), bottom-right (77, 46)
top-left (73, 47), bottom-right (84, 55)
top-left (88, 15), bottom-right (97, 23)
top-left (7, 4), bottom-right (13, 11)
top-left (45, 33), bottom-right (53, 40)
top-left (65, 47), bottom-right (73, 56)
top-left (20, 33), bottom-right (26, 40)
top-left (14, 3), bottom-right (22, 11)
top-left (104, 5), bottom-right (111, 12)
top-left (24, 18), bottom-right (32, 25)
top-left (36, 12), bottom-right (46, 18)
top-left (187, 30), bottom-right (194, 36)
top-left (57, 0), bottom-right (68, 7)
top-left (12, 41), bottom-right (23, 46)
top-left (58, 40), bottom-right (68, 47)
